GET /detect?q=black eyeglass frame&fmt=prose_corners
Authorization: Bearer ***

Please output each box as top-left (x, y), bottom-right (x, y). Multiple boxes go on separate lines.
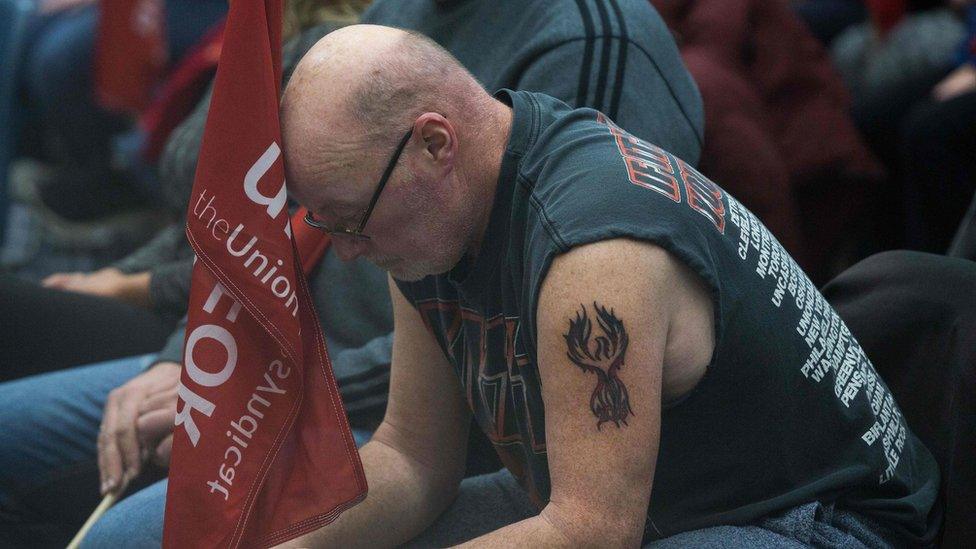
top-left (304, 128), bottom-right (414, 240)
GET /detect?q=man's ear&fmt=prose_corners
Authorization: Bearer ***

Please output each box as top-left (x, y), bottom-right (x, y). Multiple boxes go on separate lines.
top-left (413, 112), bottom-right (457, 174)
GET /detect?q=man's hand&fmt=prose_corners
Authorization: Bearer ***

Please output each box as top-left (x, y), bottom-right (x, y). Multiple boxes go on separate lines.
top-left (42, 267), bottom-right (152, 308)
top-left (98, 361), bottom-right (181, 495)
top-left (933, 64), bottom-right (976, 102)
top-left (137, 383), bottom-right (179, 468)
top-left (38, 0), bottom-right (96, 14)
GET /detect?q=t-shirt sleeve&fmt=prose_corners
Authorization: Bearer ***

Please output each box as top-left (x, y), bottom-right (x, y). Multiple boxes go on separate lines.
top-left (111, 223), bottom-right (185, 273)
top-left (148, 257), bottom-right (193, 319)
top-left (151, 318), bottom-right (187, 368)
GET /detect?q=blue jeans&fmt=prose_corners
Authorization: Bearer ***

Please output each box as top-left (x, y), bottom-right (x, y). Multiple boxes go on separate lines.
top-left (0, 353), bottom-right (373, 547)
top-left (83, 432), bottom-right (375, 547)
top-left (0, 353), bottom-right (156, 548)
top-left (85, 472), bottom-right (896, 548)
top-left (402, 470), bottom-right (897, 548)
top-left (1, 358), bottom-right (894, 547)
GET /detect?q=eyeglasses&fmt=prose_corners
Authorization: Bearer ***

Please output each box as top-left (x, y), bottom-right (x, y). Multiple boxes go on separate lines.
top-left (304, 128), bottom-right (414, 241)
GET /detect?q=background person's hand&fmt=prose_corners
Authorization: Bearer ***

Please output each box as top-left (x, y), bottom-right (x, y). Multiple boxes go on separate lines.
top-left (149, 434), bottom-right (174, 468)
top-left (98, 361), bottom-right (181, 495)
top-left (42, 267), bottom-right (152, 307)
top-left (136, 383), bottom-right (179, 467)
top-left (41, 271), bottom-right (85, 289)
top-left (933, 64), bottom-right (976, 102)
top-left (38, 0), bottom-right (96, 15)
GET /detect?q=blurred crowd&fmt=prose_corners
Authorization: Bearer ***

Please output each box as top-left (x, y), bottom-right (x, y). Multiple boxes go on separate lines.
top-left (2, 0), bottom-right (973, 282)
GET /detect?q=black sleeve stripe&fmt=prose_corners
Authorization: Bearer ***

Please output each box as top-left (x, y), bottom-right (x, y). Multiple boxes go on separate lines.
top-left (607, 0), bottom-right (629, 120)
top-left (591, 0), bottom-right (614, 112)
top-left (574, 0), bottom-right (632, 119)
top-left (573, 0), bottom-right (596, 108)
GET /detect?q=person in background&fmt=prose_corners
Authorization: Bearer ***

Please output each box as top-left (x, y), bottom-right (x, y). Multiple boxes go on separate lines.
top-left (7, 0), bottom-right (226, 223)
top-left (650, 0), bottom-right (882, 282)
top-left (898, 0), bottom-right (976, 252)
top-left (829, 0), bottom-right (971, 250)
top-left (0, 3), bottom-right (384, 547)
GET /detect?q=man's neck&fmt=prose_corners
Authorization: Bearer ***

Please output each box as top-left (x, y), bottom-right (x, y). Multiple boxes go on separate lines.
top-left (462, 100), bottom-right (514, 259)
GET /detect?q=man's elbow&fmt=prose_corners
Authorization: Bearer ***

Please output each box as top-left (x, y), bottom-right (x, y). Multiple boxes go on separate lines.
top-left (540, 501), bottom-right (646, 548)
top-left (368, 422), bottom-right (465, 507)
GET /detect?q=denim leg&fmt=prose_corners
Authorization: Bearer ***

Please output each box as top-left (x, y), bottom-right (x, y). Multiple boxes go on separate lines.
top-left (0, 354), bottom-right (154, 547)
top-left (645, 502), bottom-right (896, 549)
top-left (644, 524), bottom-right (809, 548)
top-left (78, 425), bottom-right (374, 547)
top-left (83, 479), bottom-right (167, 549)
top-left (404, 469), bottom-right (537, 547)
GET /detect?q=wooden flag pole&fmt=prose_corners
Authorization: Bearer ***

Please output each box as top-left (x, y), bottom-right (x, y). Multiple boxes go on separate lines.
top-left (66, 492), bottom-right (119, 549)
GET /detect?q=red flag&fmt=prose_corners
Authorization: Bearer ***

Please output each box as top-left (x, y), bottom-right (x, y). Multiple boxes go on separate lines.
top-left (94, 0), bottom-right (168, 113)
top-left (162, 1), bottom-right (366, 547)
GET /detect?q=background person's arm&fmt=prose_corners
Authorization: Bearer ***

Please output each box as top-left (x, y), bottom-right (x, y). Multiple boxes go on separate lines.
top-left (279, 277), bottom-right (471, 548)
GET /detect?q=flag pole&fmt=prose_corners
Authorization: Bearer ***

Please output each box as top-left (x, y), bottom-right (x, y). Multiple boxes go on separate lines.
top-left (66, 492), bottom-right (119, 549)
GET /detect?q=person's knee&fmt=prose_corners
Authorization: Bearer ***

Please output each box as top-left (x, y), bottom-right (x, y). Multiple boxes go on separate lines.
top-left (81, 481), bottom-right (167, 548)
top-left (81, 506), bottom-right (132, 548)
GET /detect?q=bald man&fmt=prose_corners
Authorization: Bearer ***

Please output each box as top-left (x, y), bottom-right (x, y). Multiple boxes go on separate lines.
top-left (275, 25), bottom-right (939, 547)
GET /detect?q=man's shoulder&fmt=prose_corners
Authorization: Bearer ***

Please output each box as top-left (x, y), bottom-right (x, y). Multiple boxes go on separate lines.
top-left (517, 95), bottom-right (634, 195)
top-left (514, 95), bottom-right (718, 284)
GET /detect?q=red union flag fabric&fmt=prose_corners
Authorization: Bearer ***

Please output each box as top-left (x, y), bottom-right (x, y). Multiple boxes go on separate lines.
top-left (161, 1), bottom-right (366, 547)
top-left (95, 0), bottom-right (168, 113)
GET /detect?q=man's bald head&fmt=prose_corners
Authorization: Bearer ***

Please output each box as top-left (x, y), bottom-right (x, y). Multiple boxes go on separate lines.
top-left (281, 25), bottom-right (489, 197)
top-left (279, 25), bottom-right (511, 281)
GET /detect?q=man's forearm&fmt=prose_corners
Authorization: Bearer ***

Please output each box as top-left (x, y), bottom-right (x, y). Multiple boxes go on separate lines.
top-left (278, 428), bottom-right (461, 548)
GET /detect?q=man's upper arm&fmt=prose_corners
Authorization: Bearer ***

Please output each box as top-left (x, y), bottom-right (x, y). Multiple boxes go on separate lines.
top-left (535, 238), bottom-right (676, 546)
top-left (370, 277), bottom-right (470, 487)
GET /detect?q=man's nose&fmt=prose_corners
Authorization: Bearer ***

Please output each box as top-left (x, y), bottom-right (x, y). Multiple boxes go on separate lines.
top-left (333, 236), bottom-right (366, 262)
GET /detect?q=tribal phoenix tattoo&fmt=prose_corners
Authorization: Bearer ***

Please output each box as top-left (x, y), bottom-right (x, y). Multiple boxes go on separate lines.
top-left (563, 302), bottom-right (634, 429)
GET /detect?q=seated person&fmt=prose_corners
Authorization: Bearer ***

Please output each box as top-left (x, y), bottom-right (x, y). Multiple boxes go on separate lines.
top-left (270, 26), bottom-right (939, 546)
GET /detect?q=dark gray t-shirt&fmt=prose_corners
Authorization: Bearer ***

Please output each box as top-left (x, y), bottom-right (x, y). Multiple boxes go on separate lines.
top-left (396, 90), bottom-right (940, 544)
